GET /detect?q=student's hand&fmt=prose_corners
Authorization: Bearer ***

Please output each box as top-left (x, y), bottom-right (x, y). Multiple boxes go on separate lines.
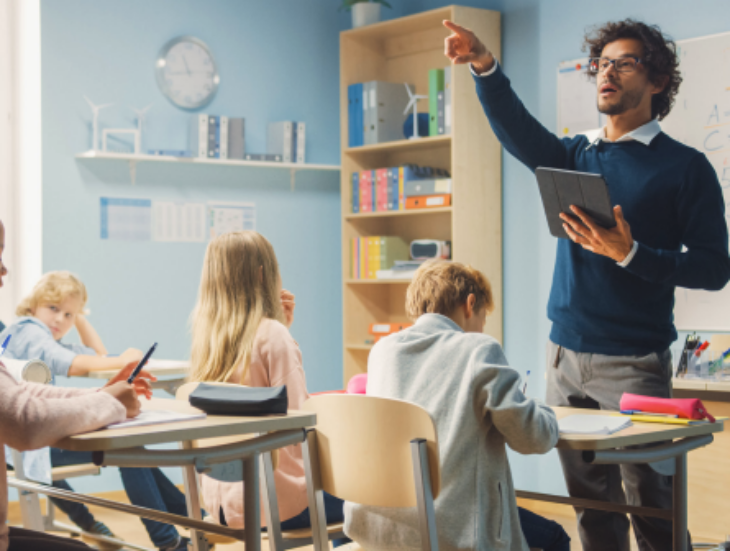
top-left (560, 205), bottom-right (634, 263)
top-left (119, 348), bottom-right (144, 365)
top-left (105, 361), bottom-right (157, 400)
top-left (443, 20), bottom-right (494, 74)
top-left (101, 382), bottom-right (141, 418)
top-left (281, 289), bottom-right (296, 328)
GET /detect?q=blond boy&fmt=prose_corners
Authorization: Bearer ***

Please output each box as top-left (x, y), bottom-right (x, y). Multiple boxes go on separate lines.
top-left (0, 271), bottom-right (141, 377)
top-left (345, 260), bottom-right (569, 551)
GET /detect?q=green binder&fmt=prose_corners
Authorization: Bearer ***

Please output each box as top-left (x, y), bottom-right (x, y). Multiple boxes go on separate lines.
top-left (429, 69), bottom-right (445, 137)
top-left (380, 237), bottom-right (410, 271)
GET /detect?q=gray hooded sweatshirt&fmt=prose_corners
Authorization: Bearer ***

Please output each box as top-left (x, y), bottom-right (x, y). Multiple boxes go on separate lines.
top-left (344, 313), bottom-right (559, 551)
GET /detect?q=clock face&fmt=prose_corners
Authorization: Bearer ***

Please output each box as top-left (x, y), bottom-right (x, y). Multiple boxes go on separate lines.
top-left (156, 36), bottom-right (219, 109)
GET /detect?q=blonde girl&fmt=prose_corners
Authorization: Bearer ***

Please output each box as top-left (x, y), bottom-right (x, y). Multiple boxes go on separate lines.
top-left (190, 231), bottom-right (347, 541)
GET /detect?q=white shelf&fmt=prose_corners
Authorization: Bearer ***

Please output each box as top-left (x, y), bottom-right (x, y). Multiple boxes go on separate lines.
top-left (75, 150), bottom-right (340, 171)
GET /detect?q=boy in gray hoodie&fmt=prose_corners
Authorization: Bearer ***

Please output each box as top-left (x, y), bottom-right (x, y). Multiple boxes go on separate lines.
top-left (344, 260), bottom-right (570, 551)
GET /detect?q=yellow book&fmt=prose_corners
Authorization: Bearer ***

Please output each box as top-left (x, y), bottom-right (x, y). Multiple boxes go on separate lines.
top-left (372, 237), bottom-right (381, 278)
top-left (359, 237), bottom-right (366, 279)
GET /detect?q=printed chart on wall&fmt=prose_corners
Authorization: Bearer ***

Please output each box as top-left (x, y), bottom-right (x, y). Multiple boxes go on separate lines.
top-left (557, 58), bottom-right (606, 137)
top-left (207, 201), bottom-right (256, 239)
top-left (661, 31), bottom-right (730, 331)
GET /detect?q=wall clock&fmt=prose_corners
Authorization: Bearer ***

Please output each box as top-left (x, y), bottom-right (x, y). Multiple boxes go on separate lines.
top-left (155, 36), bottom-right (219, 109)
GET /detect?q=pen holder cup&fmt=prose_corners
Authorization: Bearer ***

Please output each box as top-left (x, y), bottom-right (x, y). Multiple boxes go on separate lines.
top-left (677, 349), bottom-right (719, 380)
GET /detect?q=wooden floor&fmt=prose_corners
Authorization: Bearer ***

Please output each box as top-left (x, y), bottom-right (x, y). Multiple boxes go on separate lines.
top-left (7, 493), bottom-right (723, 550)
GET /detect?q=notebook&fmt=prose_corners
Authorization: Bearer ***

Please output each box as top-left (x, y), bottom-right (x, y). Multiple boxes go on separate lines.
top-left (105, 409), bottom-right (206, 430)
top-left (558, 414), bottom-right (632, 435)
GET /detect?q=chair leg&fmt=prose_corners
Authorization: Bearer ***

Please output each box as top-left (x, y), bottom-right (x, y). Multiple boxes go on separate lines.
top-left (260, 451), bottom-right (284, 551)
top-left (410, 439), bottom-right (438, 551)
top-left (243, 455), bottom-right (262, 551)
top-left (181, 440), bottom-right (210, 551)
top-left (11, 449), bottom-right (45, 531)
top-left (302, 429), bottom-right (329, 551)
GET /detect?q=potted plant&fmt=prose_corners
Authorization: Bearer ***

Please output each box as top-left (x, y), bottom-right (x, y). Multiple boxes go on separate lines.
top-left (341, 0), bottom-right (392, 28)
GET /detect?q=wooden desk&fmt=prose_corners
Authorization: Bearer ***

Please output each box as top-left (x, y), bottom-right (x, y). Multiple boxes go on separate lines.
top-left (13, 398), bottom-right (316, 551)
top-left (516, 407), bottom-right (724, 551)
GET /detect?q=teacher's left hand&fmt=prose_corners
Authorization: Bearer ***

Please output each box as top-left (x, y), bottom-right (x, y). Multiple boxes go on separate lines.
top-left (560, 205), bottom-right (634, 263)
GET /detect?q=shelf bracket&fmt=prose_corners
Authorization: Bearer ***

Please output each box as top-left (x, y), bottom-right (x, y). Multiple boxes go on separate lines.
top-left (290, 168), bottom-right (296, 191)
top-left (128, 160), bottom-right (137, 185)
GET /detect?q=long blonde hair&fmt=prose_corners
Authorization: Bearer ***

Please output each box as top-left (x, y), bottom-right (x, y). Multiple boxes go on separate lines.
top-left (189, 231), bottom-right (285, 383)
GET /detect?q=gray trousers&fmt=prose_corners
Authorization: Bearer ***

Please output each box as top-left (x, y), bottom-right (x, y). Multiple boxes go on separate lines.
top-left (545, 339), bottom-right (682, 551)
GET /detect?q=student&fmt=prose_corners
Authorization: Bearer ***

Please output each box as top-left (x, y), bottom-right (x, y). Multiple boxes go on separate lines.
top-left (0, 218), bottom-right (152, 551)
top-left (0, 272), bottom-right (198, 551)
top-left (189, 231), bottom-right (347, 541)
top-left (345, 260), bottom-right (570, 551)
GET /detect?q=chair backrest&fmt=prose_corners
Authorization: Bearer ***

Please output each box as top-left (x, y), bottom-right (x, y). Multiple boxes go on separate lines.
top-left (709, 333), bottom-right (730, 354)
top-left (302, 393), bottom-right (440, 508)
top-left (176, 381), bottom-right (279, 469)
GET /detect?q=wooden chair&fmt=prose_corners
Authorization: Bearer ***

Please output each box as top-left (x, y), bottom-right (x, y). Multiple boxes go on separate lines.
top-left (175, 382), bottom-right (346, 549)
top-left (301, 394), bottom-right (441, 551)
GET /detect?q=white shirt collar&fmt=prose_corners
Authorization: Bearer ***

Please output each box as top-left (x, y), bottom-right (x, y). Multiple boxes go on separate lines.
top-left (582, 119), bottom-right (662, 148)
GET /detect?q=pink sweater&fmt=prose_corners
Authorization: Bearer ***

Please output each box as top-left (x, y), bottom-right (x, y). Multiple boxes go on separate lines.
top-left (200, 318), bottom-right (311, 528)
top-left (0, 363), bottom-right (126, 551)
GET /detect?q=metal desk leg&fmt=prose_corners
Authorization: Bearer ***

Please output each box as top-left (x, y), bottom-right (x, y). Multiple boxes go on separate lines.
top-left (182, 441), bottom-right (208, 551)
top-left (673, 452), bottom-right (688, 551)
top-left (243, 455), bottom-right (261, 551)
top-left (11, 449), bottom-right (44, 531)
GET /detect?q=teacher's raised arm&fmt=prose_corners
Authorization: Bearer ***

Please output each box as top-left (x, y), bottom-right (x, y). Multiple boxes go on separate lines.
top-left (443, 19), bottom-right (494, 75)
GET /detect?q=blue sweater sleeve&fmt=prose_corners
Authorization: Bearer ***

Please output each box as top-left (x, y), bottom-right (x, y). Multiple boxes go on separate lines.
top-left (473, 64), bottom-right (568, 171)
top-left (626, 153), bottom-right (730, 289)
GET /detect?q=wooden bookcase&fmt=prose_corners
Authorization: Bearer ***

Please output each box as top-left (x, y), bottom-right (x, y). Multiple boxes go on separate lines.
top-left (340, 6), bottom-right (502, 386)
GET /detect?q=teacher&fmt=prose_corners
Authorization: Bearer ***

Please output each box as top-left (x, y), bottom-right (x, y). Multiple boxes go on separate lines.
top-left (444, 18), bottom-right (730, 551)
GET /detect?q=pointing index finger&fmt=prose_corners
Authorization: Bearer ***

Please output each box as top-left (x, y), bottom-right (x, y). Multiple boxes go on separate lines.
top-left (443, 19), bottom-right (469, 37)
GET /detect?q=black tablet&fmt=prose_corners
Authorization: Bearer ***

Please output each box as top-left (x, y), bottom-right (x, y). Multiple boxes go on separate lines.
top-left (535, 167), bottom-right (616, 239)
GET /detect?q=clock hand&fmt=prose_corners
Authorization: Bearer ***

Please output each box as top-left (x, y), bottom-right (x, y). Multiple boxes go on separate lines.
top-left (182, 55), bottom-right (191, 76)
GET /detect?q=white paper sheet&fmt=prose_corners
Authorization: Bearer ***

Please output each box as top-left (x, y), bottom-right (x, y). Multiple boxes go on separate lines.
top-left (207, 201), bottom-right (256, 238)
top-left (152, 201), bottom-right (206, 242)
top-left (105, 409), bottom-right (206, 430)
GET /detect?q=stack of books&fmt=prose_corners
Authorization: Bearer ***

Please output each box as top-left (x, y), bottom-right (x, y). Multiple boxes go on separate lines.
top-left (347, 81), bottom-right (412, 147)
top-left (351, 165), bottom-right (450, 213)
top-left (350, 236), bottom-right (409, 280)
top-left (190, 115), bottom-right (246, 159)
top-left (375, 260), bottom-right (424, 280)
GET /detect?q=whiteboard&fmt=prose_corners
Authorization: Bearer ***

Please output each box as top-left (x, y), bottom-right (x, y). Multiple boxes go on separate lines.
top-left (661, 31), bottom-right (730, 331)
top-left (556, 58), bottom-right (606, 137)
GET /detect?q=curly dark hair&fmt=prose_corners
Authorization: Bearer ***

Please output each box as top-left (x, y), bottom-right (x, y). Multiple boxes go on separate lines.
top-left (583, 19), bottom-right (682, 121)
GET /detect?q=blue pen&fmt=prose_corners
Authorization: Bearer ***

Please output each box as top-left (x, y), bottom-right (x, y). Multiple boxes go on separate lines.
top-left (127, 342), bottom-right (158, 384)
top-left (0, 334), bottom-right (11, 357)
top-left (522, 370), bottom-right (531, 394)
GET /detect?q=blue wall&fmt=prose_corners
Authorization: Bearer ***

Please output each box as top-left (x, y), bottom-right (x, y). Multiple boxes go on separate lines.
top-left (36, 0), bottom-right (347, 498)
top-left (29, 0), bottom-right (730, 502)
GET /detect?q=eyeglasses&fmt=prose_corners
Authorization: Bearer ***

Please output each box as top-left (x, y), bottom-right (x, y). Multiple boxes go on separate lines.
top-left (588, 56), bottom-right (642, 75)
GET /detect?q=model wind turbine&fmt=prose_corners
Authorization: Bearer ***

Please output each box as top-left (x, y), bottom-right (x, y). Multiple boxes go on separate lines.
top-left (403, 83), bottom-right (428, 140)
top-left (83, 96), bottom-right (113, 151)
top-left (131, 105), bottom-right (152, 154)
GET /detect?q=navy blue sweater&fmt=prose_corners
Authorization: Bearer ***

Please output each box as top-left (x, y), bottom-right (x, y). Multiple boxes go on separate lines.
top-left (475, 66), bottom-right (730, 355)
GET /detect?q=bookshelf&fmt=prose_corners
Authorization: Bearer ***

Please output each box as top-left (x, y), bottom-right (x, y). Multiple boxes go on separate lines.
top-left (340, 6), bottom-right (502, 386)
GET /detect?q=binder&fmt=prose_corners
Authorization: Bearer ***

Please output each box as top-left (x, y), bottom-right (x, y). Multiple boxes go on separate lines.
top-left (371, 170), bottom-right (377, 211)
top-left (267, 121), bottom-right (293, 162)
top-left (406, 194), bottom-right (452, 209)
top-left (368, 237), bottom-right (380, 279)
top-left (387, 168), bottom-right (398, 210)
top-left (351, 172), bottom-right (360, 213)
top-left (244, 153), bottom-right (282, 162)
top-left (437, 91), bottom-right (445, 135)
top-left (376, 168), bottom-right (389, 211)
top-left (353, 83), bottom-right (363, 147)
top-left (190, 114), bottom-right (209, 158)
top-left (371, 81), bottom-right (411, 144)
top-left (208, 116), bottom-right (219, 158)
top-left (444, 66), bottom-right (452, 135)
top-left (369, 322), bottom-right (412, 335)
top-left (296, 122), bottom-right (306, 163)
top-left (219, 116), bottom-right (229, 159)
top-left (379, 236), bottom-right (409, 270)
top-left (405, 178), bottom-right (453, 197)
top-left (348, 84), bottom-right (360, 147)
top-left (398, 166), bottom-right (405, 210)
top-left (363, 82), bottom-right (374, 145)
top-left (360, 237), bottom-right (367, 279)
top-left (228, 118), bottom-right (245, 159)
top-left (428, 69), bottom-right (445, 136)
top-left (291, 122), bottom-right (298, 164)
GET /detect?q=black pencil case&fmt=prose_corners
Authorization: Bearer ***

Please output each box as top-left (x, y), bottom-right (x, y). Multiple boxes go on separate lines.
top-left (189, 384), bottom-right (288, 416)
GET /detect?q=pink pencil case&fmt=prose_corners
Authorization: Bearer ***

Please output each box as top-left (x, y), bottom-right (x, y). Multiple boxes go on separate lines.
top-left (620, 393), bottom-right (715, 422)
